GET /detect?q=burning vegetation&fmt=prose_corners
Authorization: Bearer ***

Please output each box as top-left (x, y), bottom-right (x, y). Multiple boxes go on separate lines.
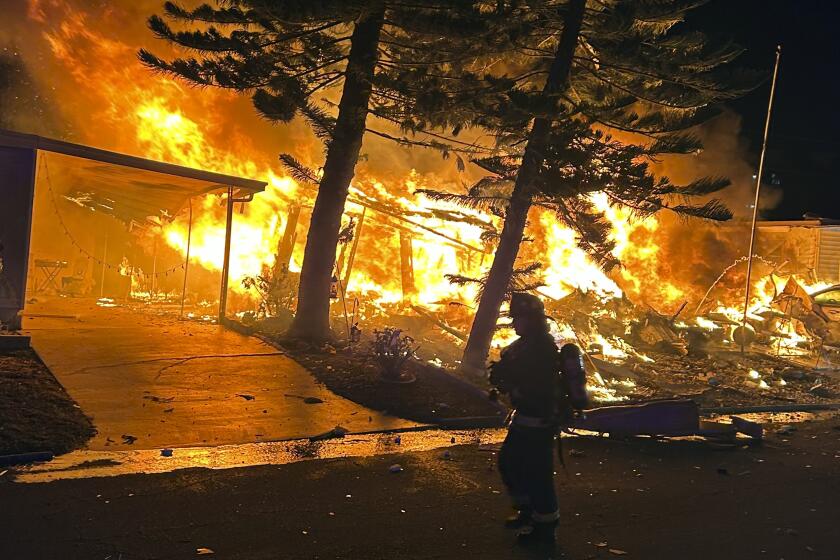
top-left (5, 0), bottom-right (839, 410)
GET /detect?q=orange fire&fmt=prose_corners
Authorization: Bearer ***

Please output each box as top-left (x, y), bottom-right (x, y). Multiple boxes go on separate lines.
top-left (22, 1), bottom-right (828, 365)
top-left (27, 3), bottom-right (666, 310)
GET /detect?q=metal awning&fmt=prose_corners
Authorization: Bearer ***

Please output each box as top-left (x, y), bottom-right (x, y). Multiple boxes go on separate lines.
top-left (0, 128), bottom-right (267, 323)
top-left (0, 128), bottom-right (267, 223)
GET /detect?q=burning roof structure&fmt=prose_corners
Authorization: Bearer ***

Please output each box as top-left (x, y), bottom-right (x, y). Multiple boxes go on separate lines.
top-left (0, 128), bottom-right (266, 328)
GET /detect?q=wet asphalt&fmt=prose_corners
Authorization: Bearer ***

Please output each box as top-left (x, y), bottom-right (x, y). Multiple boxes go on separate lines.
top-left (2, 419), bottom-right (839, 560)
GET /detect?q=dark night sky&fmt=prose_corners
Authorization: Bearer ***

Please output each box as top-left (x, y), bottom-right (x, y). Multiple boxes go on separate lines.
top-left (689, 0), bottom-right (840, 220)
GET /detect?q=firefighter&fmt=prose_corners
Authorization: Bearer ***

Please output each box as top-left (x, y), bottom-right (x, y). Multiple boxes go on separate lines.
top-left (489, 292), bottom-right (563, 547)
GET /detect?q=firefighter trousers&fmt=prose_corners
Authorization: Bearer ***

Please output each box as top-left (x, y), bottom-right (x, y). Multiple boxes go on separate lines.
top-left (498, 424), bottom-right (559, 522)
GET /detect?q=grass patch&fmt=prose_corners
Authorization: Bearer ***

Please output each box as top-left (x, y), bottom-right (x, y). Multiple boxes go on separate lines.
top-left (267, 336), bottom-right (507, 425)
top-left (0, 348), bottom-right (95, 455)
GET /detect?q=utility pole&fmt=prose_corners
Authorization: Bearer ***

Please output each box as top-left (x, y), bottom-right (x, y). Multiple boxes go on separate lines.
top-left (741, 46), bottom-right (782, 353)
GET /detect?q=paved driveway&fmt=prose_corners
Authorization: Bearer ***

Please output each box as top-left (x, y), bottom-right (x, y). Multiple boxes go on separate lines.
top-left (24, 298), bottom-right (414, 450)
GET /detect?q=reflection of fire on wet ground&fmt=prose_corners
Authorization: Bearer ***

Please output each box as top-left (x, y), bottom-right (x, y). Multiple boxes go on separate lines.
top-left (16, 428), bottom-right (507, 482)
top-left (17, 409), bottom-right (839, 483)
top-left (95, 297), bottom-right (116, 308)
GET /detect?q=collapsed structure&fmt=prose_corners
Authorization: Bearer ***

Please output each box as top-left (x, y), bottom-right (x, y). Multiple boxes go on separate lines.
top-left (4, 1), bottom-right (838, 410)
top-left (6, 128), bottom-right (838, 403)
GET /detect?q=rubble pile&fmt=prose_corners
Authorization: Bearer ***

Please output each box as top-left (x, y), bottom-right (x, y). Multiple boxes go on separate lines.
top-left (229, 259), bottom-right (840, 408)
top-left (329, 272), bottom-right (840, 407)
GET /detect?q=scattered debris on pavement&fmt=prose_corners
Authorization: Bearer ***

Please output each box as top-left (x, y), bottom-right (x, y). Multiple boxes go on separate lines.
top-left (309, 426), bottom-right (349, 442)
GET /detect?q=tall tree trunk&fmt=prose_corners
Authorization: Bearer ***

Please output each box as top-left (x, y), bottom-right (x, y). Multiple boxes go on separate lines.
top-left (288, 7), bottom-right (384, 341)
top-left (460, 0), bottom-right (587, 374)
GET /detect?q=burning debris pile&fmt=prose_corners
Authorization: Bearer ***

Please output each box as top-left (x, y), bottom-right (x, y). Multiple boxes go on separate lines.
top-left (31, 101), bottom-right (836, 407)
top-left (541, 274), bottom-right (839, 366)
top-left (543, 271), bottom-right (839, 404)
top-left (234, 246), bottom-right (839, 408)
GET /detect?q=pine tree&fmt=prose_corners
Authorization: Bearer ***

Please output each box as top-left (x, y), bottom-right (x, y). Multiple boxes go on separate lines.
top-left (416, 0), bottom-right (759, 374)
top-left (140, 1), bottom-right (490, 341)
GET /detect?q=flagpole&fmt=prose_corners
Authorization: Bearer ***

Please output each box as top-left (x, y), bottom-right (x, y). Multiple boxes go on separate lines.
top-left (741, 45), bottom-right (782, 353)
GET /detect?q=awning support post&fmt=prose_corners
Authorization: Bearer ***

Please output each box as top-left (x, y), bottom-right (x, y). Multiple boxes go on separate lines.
top-left (99, 233), bottom-right (108, 299)
top-left (219, 186), bottom-right (234, 322)
top-left (180, 198), bottom-right (193, 319)
top-left (151, 235), bottom-right (158, 297)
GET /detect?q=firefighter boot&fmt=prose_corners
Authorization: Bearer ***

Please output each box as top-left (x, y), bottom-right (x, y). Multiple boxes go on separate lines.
top-left (516, 520), bottom-right (557, 549)
top-left (504, 508), bottom-right (532, 529)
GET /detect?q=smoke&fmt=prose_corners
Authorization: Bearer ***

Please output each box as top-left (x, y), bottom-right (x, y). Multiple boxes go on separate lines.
top-left (613, 111), bottom-right (785, 313)
top-left (0, 3), bottom-right (66, 137)
top-left (654, 111), bottom-right (782, 218)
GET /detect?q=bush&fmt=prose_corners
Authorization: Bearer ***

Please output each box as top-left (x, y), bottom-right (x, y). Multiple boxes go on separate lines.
top-left (241, 265), bottom-right (299, 317)
top-left (370, 327), bottom-right (419, 382)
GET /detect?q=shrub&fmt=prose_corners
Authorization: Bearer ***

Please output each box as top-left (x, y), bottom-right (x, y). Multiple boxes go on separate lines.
top-left (241, 265), bottom-right (299, 317)
top-left (370, 327), bottom-right (419, 382)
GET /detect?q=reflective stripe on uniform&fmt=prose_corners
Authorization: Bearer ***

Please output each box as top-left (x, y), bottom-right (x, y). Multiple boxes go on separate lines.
top-left (532, 510), bottom-right (560, 523)
top-left (510, 411), bottom-right (553, 429)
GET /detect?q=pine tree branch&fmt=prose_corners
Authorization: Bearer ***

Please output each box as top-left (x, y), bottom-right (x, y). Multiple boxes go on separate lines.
top-left (578, 65), bottom-right (709, 110)
top-left (670, 199), bottom-right (733, 221)
top-left (572, 55), bottom-right (734, 97)
top-left (279, 154), bottom-right (320, 184)
top-left (286, 56), bottom-right (349, 80)
top-left (415, 189), bottom-right (509, 213)
top-left (304, 71), bottom-right (343, 96)
top-left (364, 125), bottom-right (489, 156)
top-left (366, 106), bottom-right (495, 153)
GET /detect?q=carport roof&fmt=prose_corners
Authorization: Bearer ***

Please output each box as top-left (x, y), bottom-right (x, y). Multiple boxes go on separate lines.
top-left (0, 128), bottom-right (267, 223)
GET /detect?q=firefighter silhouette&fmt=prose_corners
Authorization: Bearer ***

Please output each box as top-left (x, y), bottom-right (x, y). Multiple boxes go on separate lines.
top-left (489, 293), bottom-right (566, 547)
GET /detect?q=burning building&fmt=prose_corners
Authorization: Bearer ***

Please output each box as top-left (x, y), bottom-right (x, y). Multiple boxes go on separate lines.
top-left (0, 128), bottom-right (266, 328)
top-left (1, 0), bottom-right (838, 411)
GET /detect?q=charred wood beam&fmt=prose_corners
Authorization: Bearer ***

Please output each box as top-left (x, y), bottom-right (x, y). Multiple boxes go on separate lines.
top-left (670, 301), bottom-right (688, 322)
top-left (273, 203), bottom-right (301, 277)
top-left (299, 183), bottom-right (487, 253)
top-left (410, 304), bottom-right (467, 341)
top-left (399, 231), bottom-right (416, 299)
top-left (352, 195), bottom-right (486, 253)
top-left (342, 207), bottom-right (366, 293)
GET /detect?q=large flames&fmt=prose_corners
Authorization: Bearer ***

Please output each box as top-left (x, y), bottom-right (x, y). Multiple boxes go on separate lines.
top-left (18, 0), bottom-right (833, 370)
